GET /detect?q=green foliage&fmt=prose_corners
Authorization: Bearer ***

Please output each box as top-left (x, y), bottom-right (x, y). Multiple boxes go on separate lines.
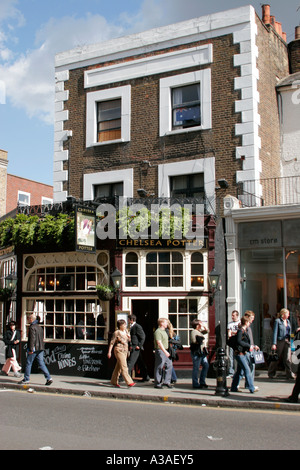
top-left (117, 206), bottom-right (191, 239)
top-left (0, 213), bottom-right (75, 249)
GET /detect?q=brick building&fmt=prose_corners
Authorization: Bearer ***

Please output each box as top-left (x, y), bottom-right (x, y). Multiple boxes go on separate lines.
top-left (0, 149), bottom-right (53, 218)
top-left (6, 4), bottom-right (297, 378)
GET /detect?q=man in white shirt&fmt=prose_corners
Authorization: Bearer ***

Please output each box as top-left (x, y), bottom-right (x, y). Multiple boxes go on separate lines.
top-left (227, 310), bottom-right (240, 377)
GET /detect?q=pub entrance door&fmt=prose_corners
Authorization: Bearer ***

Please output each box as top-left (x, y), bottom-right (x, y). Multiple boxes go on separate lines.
top-left (131, 299), bottom-right (158, 377)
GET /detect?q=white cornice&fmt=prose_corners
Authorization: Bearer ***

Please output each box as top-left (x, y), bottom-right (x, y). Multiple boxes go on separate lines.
top-left (55, 5), bottom-right (254, 71)
top-left (230, 204), bottom-right (300, 222)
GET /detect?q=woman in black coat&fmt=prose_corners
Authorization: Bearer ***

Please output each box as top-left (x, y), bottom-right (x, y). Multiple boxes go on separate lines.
top-left (1, 321), bottom-right (22, 377)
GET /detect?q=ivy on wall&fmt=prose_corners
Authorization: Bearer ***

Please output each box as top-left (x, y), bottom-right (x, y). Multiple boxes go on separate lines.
top-left (0, 213), bottom-right (75, 249)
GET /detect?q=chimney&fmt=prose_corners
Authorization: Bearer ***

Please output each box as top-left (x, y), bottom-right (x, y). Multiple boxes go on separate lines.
top-left (288, 26), bottom-right (300, 74)
top-left (262, 4), bottom-right (271, 25)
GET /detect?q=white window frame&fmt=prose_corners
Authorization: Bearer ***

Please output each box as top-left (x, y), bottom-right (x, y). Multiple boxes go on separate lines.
top-left (122, 250), bottom-right (208, 292)
top-left (159, 69), bottom-right (212, 137)
top-left (83, 168), bottom-right (134, 201)
top-left (42, 197), bottom-right (53, 205)
top-left (18, 191), bottom-right (30, 206)
top-left (86, 85), bottom-right (131, 148)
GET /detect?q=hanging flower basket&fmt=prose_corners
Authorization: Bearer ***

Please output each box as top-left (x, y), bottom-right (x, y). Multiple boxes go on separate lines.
top-left (96, 285), bottom-right (115, 301)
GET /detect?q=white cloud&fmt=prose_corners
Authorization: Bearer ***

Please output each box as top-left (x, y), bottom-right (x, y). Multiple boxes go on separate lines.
top-left (0, 13), bottom-right (125, 124)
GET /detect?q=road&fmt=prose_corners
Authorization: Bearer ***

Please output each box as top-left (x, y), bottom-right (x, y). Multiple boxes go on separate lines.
top-left (0, 389), bottom-right (299, 452)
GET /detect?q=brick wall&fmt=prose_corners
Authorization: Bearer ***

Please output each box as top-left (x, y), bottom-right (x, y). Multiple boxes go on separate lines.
top-left (6, 175), bottom-right (53, 214)
top-left (256, 17), bottom-right (289, 180)
top-left (65, 34), bottom-right (242, 200)
top-left (289, 39), bottom-right (300, 74)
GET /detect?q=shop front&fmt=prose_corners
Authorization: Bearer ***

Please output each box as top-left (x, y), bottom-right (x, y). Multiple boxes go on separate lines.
top-left (20, 250), bottom-right (111, 378)
top-left (225, 198), bottom-right (300, 352)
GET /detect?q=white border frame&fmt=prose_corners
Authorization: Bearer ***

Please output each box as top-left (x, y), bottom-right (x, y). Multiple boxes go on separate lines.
top-left (83, 168), bottom-right (134, 201)
top-left (86, 85), bottom-right (131, 148)
top-left (159, 69), bottom-right (212, 136)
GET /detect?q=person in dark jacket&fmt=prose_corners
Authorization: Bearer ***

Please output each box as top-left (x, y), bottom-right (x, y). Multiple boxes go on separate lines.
top-left (286, 316), bottom-right (300, 403)
top-left (268, 308), bottom-right (294, 379)
top-left (127, 315), bottom-right (150, 382)
top-left (230, 316), bottom-right (259, 394)
top-left (1, 321), bottom-right (22, 377)
top-left (19, 313), bottom-right (53, 386)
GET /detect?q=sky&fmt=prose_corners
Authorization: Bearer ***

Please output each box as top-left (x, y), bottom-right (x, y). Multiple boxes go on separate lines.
top-left (0, 0), bottom-right (299, 186)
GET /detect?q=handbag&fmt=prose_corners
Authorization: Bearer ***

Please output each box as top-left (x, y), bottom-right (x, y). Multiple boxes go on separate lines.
top-left (252, 350), bottom-right (265, 364)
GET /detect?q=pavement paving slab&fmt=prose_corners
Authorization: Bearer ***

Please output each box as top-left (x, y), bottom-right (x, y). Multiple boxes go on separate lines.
top-left (0, 370), bottom-right (299, 411)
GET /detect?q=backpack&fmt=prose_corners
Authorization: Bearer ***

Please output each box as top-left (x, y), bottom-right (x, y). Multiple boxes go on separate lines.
top-left (226, 334), bottom-right (238, 350)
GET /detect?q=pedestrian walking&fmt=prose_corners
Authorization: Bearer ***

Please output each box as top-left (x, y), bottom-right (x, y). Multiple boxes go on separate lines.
top-left (107, 319), bottom-right (135, 388)
top-left (190, 319), bottom-right (209, 389)
top-left (227, 310), bottom-right (240, 377)
top-left (268, 308), bottom-right (294, 379)
top-left (1, 321), bottom-right (22, 377)
top-left (19, 313), bottom-right (53, 386)
top-left (127, 314), bottom-right (150, 382)
top-left (153, 318), bottom-right (173, 389)
top-left (286, 315), bottom-right (300, 403)
top-left (231, 316), bottom-right (259, 394)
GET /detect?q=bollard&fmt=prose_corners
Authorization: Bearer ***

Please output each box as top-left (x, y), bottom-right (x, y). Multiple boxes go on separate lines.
top-left (214, 347), bottom-right (229, 397)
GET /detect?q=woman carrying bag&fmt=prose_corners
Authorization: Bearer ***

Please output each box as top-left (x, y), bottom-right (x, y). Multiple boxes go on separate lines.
top-left (230, 316), bottom-right (259, 394)
top-left (1, 321), bottom-right (22, 377)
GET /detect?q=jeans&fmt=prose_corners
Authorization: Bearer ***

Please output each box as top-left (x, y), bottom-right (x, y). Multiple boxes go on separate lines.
top-left (154, 349), bottom-right (172, 386)
top-left (191, 352), bottom-right (209, 387)
top-left (231, 353), bottom-right (255, 393)
top-left (24, 350), bottom-right (51, 382)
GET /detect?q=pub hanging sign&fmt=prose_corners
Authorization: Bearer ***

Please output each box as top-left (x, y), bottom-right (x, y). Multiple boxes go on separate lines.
top-left (75, 206), bottom-right (96, 253)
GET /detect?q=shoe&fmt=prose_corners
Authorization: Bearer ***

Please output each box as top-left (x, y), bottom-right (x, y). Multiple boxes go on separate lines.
top-left (193, 384), bottom-right (201, 389)
top-left (154, 384), bottom-right (163, 389)
top-left (113, 384), bottom-right (121, 388)
top-left (250, 387), bottom-right (259, 393)
top-left (141, 376), bottom-right (150, 382)
top-left (199, 383), bottom-right (208, 389)
top-left (45, 379), bottom-right (53, 386)
top-left (19, 379), bottom-right (29, 385)
top-left (1, 371), bottom-right (8, 376)
top-left (14, 372), bottom-right (22, 378)
top-left (128, 382), bottom-right (136, 387)
top-left (285, 396), bottom-right (298, 403)
top-left (171, 380), bottom-right (177, 384)
top-left (163, 383), bottom-right (173, 389)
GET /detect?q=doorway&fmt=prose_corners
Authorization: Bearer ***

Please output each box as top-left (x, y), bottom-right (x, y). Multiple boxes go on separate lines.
top-left (131, 299), bottom-right (158, 377)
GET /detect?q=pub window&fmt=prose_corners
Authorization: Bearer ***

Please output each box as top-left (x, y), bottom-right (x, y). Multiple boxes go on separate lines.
top-left (26, 265), bottom-right (104, 292)
top-left (125, 252), bottom-right (139, 287)
top-left (146, 251), bottom-right (183, 288)
top-left (172, 83), bottom-right (200, 130)
top-left (97, 99), bottom-right (121, 143)
top-left (168, 298), bottom-right (198, 346)
top-left (191, 252), bottom-right (204, 287)
top-left (24, 298), bottom-right (108, 342)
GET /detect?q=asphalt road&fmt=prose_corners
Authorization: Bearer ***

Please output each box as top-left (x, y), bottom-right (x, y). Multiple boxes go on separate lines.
top-left (0, 389), bottom-right (299, 452)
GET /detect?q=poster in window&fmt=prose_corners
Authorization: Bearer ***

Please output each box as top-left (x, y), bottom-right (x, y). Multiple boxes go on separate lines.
top-left (75, 206), bottom-right (96, 253)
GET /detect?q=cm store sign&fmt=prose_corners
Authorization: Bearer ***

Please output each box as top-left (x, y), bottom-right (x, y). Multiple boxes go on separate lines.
top-left (238, 221), bottom-right (282, 249)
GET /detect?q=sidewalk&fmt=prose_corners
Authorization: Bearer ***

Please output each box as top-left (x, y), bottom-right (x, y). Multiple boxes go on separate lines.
top-left (0, 370), bottom-right (299, 411)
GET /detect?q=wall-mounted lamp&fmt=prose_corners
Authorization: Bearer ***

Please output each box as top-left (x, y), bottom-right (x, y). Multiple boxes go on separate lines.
top-left (111, 268), bottom-right (122, 306)
top-left (217, 179), bottom-right (229, 189)
top-left (208, 267), bottom-right (220, 306)
top-left (5, 273), bottom-right (18, 292)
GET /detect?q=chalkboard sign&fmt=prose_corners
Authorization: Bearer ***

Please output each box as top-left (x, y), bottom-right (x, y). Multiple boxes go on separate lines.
top-left (21, 342), bottom-right (110, 379)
